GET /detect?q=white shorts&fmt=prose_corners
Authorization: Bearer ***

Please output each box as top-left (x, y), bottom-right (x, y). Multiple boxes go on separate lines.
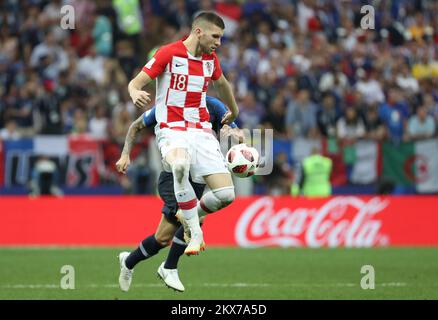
top-left (156, 129), bottom-right (229, 183)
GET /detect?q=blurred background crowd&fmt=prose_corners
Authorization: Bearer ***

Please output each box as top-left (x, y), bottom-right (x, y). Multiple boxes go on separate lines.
top-left (1, 0), bottom-right (438, 196)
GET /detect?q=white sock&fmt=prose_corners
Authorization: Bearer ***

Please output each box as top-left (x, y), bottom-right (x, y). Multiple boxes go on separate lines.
top-left (175, 188), bottom-right (201, 231)
top-left (171, 158), bottom-right (203, 237)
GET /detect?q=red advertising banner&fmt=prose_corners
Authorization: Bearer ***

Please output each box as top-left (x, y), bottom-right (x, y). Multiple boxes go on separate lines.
top-left (208, 196), bottom-right (438, 247)
top-left (0, 196), bottom-right (437, 247)
top-left (0, 197), bottom-right (163, 246)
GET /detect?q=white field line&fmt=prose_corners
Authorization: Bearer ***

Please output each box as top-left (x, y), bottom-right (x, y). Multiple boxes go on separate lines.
top-left (0, 282), bottom-right (408, 289)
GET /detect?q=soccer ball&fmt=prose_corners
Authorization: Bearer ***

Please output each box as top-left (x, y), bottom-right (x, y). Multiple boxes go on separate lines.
top-left (225, 143), bottom-right (259, 178)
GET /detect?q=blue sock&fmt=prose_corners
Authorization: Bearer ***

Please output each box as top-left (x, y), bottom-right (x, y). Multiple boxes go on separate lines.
top-left (125, 235), bottom-right (164, 269)
top-left (164, 227), bottom-right (186, 269)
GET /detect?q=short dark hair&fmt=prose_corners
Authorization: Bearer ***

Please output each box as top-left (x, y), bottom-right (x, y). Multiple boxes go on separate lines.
top-left (192, 11), bottom-right (225, 30)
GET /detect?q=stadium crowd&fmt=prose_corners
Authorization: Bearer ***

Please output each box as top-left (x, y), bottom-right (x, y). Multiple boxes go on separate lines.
top-left (1, 0), bottom-right (438, 195)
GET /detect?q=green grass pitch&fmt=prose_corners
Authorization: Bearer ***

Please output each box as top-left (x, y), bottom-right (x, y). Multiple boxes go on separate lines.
top-left (0, 247), bottom-right (437, 300)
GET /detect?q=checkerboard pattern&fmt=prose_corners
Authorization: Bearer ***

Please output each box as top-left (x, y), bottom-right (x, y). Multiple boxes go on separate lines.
top-left (142, 40), bottom-right (222, 132)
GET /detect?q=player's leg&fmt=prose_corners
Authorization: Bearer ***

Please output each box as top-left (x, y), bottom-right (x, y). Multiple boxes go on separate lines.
top-left (178, 173), bottom-right (235, 242)
top-left (118, 216), bottom-right (177, 292)
top-left (157, 216), bottom-right (206, 292)
top-left (190, 133), bottom-right (235, 215)
top-left (165, 147), bottom-right (203, 255)
top-left (164, 217), bottom-right (206, 268)
top-left (163, 178), bottom-right (206, 267)
top-left (176, 132), bottom-right (235, 242)
top-left (190, 132), bottom-right (236, 216)
top-left (125, 216), bottom-right (177, 268)
top-left (158, 178), bottom-right (206, 292)
top-left (118, 171), bottom-right (181, 292)
top-left (157, 130), bottom-right (204, 254)
top-left (197, 172), bottom-right (235, 216)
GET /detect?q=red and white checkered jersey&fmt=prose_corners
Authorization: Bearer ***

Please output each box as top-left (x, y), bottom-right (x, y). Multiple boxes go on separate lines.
top-left (142, 39), bottom-right (223, 133)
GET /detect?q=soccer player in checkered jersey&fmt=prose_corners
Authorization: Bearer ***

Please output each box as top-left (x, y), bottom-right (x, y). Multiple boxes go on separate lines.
top-left (116, 97), bottom-right (244, 292)
top-left (127, 12), bottom-right (239, 255)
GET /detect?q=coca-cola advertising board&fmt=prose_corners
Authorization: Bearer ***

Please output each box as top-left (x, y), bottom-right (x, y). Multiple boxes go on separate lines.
top-left (214, 196), bottom-right (438, 247)
top-left (0, 196), bottom-right (437, 246)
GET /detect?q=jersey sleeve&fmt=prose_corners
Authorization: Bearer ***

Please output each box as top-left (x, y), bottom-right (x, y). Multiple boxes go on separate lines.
top-left (142, 46), bottom-right (171, 79)
top-left (206, 96), bottom-right (237, 128)
top-left (211, 52), bottom-right (223, 81)
top-left (142, 107), bottom-right (157, 127)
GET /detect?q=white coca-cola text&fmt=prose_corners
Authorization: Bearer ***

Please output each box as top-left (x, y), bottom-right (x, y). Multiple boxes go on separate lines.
top-left (235, 197), bottom-right (389, 248)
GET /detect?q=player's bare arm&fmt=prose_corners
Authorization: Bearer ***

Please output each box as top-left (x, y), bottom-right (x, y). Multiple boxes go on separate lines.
top-left (115, 115), bottom-right (146, 174)
top-left (213, 74), bottom-right (239, 124)
top-left (128, 71), bottom-right (152, 109)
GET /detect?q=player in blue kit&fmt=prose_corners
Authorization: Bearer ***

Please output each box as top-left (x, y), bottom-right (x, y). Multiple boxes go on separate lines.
top-left (115, 96), bottom-right (243, 292)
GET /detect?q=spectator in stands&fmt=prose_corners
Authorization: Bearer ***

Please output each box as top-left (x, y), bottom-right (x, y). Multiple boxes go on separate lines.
top-left (0, 56), bottom-right (8, 99)
top-left (261, 95), bottom-right (287, 138)
top-left (116, 40), bottom-right (138, 80)
top-left (0, 119), bottom-right (21, 140)
top-left (112, 0), bottom-right (142, 52)
top-left (336, 106), bottom-right (365, 175)
top-left (41, 0), bottom-right (63, 26)
top-left (254, 72), bottom-right (278, 109)
top-left (70, 22), bottom-right (94, 58)
top-left (282, 77), bottom-right (299, 106)
top-left (364, 105), bottom-right (386, 141)
top-left (407, 11), bottom-right (433, 44)
top-left (423, 93), bottom-right (438, 122)
top-left (285, 89), bottom-right (318, 139)
top-left (407, 104), bottom-right (436, 141)
top-left (71, 109), bottom-right (89, 136)
top-left (30, 30), bottom-right (69, 80)
top-left (76, 45), bottom-right (107, 85)
top-left (19, 5), bottom-right (44, 63)
top-left (355, 68), bottom-right (385, 106)
top-left (318, 64), bottom-right (349, 99)
top-left (317, 92), bottom-right (339, 138)
top-left (0, 24), bottom-right (18, 64)
top-left (336, 106), bottom-right (365, 142)
top-left (264, 151), bottom-right (294, 196)
top-left (36, 79), bottom-right (63, 135)
top-left (396, 62), bottom-right (420, 94)
top-left (379, 86), bottom-right (411, 144)
top-left (237, 91), bottom-right (265, 130)
top-left (412, 52), bottom-right (438, 80)
top-left (89, 105), bottom-right (109, 140)
top-left (92, 10), bottom-right (113, 57)
top-left (5, 83), bottom-right (38, 137)
top-left (126, 152), bottom-right (155, 195)
top-left (29, 156), bottom-right (63, 197)
top-left (166, 0), bottom-right (193, 30)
